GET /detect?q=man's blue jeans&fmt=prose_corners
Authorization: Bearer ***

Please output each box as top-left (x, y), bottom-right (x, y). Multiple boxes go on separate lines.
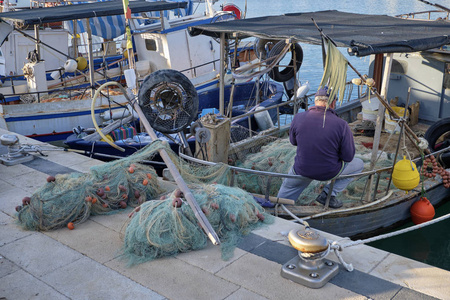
top-left (277, 158), bottom-right (364, 201)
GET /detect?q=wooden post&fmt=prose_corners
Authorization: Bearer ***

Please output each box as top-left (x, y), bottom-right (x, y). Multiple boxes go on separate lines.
top-left (34, 24), bottom-right (40, 60)
top-left (366, 53), bottom-right (393, 201)
top-left (85, 18), bottom-right (95, 97)
top-left (219, 32), bottom-right (225, 115)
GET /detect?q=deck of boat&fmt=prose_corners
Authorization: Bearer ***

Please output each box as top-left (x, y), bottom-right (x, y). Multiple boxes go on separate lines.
top-left (1, 127), bottom-right (449, 299)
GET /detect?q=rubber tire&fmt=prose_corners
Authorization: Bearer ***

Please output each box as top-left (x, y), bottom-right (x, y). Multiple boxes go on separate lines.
top-left (138, 69), bottom-right (198, 134)
top-left (267, 41), bottom-right (303, 82)
top-left (424, 117), bottom-right (450, 151)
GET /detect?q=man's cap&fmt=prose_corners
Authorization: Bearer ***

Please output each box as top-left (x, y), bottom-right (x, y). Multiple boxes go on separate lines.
top-left (315, 87), bottom-right (329, 97)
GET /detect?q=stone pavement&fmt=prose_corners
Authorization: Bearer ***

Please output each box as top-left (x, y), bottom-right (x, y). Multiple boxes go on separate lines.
top-left (1, 128), bottom-right (449, 300)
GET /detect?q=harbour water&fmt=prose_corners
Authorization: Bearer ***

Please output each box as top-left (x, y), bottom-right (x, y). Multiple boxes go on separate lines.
top-left (209, 0), bottom-right (450, 271)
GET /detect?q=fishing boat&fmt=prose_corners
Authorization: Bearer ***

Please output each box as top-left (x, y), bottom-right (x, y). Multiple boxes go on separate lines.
top-left (0, 0), bottom-right (260, 142)
top-left (176, 9), bottom-right (450, 238)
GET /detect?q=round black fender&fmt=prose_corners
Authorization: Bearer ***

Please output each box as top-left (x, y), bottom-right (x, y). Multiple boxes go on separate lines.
top-left (424, 117), bottom-right (450, 168)
top-left (267, 41), bottom-right (303, 82)
top-left (138, 69), bottom-right (199, 134)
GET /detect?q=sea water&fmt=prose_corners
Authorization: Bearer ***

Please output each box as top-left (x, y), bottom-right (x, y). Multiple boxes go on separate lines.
top-left (208, 0), bottom-right (450, 271)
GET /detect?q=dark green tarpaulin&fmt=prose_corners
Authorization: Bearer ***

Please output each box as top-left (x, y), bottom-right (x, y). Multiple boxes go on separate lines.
top-left (188, 10), bottom-right (450, 56)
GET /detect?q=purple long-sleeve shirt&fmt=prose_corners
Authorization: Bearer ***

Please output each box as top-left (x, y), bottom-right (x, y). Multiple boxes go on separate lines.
top-left (289, 105), bottom-right (355, 181)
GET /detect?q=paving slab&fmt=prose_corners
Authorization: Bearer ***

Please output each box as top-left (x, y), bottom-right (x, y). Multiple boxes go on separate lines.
top-left (0, 269), bottom-right (69, 300)
top-left (44, 219), bottom-right (124, 264)
top-left (0, 182), bottom-right (32, 216)
top-left (106, 255), bottom-right (240, 300)
top-left (0, 256), bottom-right (20, 279)
top-left (176, 241), bottom-right (247, 274)
top-left (0, 211), bottom-right (32, 247)
top-left (370, 253), bottom-right (450, 300)
top-left (224, 287), bottom-right (268, 300)
top-left (41, 256), bottom-right (164, 300)
top-left (0, 233), bottom-right (84, 278)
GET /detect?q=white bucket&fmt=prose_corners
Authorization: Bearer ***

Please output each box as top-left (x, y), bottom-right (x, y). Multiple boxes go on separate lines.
top-left (362, 108), bottom-right (377, 122)
top-left (254, 106), bottom-right (274, 131)
top-left (361, 97), bottom-right (380, 111)
top-left (124, 69), bottom-right (136, 89)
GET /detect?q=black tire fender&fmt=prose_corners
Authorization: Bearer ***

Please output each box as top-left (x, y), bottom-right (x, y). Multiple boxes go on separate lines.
top-left (424, 117), bottom-right (450, 151)
top-left (267, 41), bottom-right (303, 82)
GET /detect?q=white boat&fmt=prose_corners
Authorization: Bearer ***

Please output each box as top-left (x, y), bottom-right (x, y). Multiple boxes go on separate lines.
top-left (0, 0), bottom-right (244, 141)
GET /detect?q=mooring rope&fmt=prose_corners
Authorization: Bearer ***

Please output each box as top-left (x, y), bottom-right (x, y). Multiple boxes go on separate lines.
top-left (281, 201), bottom-right (450, 272)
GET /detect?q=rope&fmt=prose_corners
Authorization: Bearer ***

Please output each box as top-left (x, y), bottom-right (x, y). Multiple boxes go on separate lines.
top-left (326, 211), bottom-right (450, 271)
top-left (417, 137), bottom-right (429, 150)
top-left (342, 211), bottom-right (450, 248)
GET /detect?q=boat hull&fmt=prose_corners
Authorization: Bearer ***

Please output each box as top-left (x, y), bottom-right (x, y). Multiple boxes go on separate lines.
top-left (274, 180), bottom-right (450, 239)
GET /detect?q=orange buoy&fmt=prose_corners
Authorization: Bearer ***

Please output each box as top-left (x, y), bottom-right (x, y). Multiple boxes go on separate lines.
top-left (410, 197), bottom-right (435, 225)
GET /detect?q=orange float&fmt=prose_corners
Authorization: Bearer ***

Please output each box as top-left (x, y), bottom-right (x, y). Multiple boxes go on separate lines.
top-left (410, 197), bottom-right (435, 225)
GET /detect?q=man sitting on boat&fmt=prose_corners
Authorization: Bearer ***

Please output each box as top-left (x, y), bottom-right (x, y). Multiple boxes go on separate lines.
top-left (277, 87), bottom-right (364, 208)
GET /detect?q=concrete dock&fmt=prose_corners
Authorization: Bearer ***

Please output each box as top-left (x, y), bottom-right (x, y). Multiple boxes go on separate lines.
top-left (1, 128), bottom-right (449, 300)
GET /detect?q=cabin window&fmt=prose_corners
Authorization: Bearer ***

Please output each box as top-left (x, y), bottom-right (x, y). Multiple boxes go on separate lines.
top-left (145, 39), bottom-right (157, 51)
top-left (444, 63), bottom-right (450, 89)
top-left (391, 59), bottom-right (407, 74)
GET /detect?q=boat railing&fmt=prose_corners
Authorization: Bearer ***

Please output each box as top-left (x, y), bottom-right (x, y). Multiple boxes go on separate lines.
top-left (177, 58), bottom-right (221, 78)
top-left (180, 133), bottom-right (450, 207)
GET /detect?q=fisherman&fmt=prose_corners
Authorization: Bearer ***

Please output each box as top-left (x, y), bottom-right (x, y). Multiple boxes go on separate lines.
top-left (277, 87), bottom-right (364, 208)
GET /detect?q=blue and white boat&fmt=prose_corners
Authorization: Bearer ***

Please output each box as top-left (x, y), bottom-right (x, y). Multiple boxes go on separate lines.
top-left (0, 0), bottom-right (277, 142)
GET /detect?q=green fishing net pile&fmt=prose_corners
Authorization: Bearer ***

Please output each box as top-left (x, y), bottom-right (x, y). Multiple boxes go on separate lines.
top-left (222, 138), bottom-right (397, 205)
top-left (16, 143), bottom-right (163, 231)
top-left (122, 183), bottom-right (274, 265)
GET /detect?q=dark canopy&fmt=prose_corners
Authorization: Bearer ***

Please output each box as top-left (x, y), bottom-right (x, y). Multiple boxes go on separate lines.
top-left (0, 1), bottom-right (187, 25)
top-left (188, 10), bottom-right (450, 56)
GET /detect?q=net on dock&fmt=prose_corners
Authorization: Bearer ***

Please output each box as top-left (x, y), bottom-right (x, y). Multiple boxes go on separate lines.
top-left (121, 183), bottom-right (274, 266)
top-left (16, 142), bottom-right (164, 231)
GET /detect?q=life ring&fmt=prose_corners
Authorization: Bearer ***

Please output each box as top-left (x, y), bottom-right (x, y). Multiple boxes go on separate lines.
top-left (424, 117), bottom-right (450, 168)
top-left (223, 4), bottom-right (242, 19)
top-left (267, 41), bottom-right (303, 82)
top-left (138, 69), bottom-right (199, 134)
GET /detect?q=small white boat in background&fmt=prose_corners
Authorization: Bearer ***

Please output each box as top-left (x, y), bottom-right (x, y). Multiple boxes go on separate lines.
top-left (0, 0), bottom-right (247, 142)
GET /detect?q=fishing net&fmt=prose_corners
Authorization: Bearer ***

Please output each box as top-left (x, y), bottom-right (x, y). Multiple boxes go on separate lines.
top-left (121, 183), bottom-right (274, 266)
top-left (183, 133), bottom-right (399, 206)
top-left (16, 142), bottom-right (164, 231)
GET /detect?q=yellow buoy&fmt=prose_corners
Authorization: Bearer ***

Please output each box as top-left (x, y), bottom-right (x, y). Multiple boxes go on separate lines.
top-left (392, 156), bottom-right (420, 191)
top-left (76, 57), bottom-right (88, 71)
